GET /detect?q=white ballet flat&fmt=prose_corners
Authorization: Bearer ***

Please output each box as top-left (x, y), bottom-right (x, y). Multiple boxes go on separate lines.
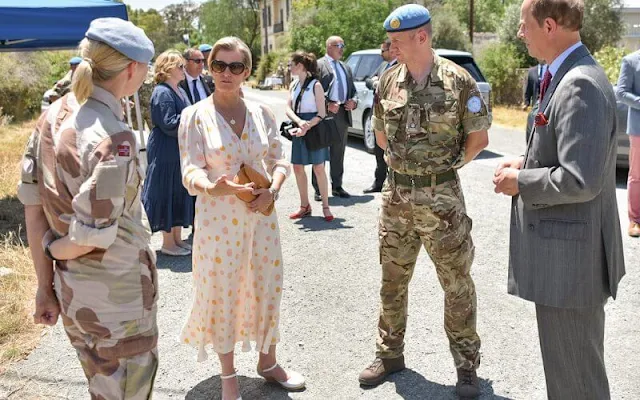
top-left (257, 363), bottom-right (306, 391)
top-left (220, 371), bottom-right (242, 400)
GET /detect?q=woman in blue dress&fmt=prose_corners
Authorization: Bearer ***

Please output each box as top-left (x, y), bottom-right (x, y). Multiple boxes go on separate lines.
top-left (142, 50), bottom-right (195, 256)
top-left (285, 51), bottom-right (334, 221)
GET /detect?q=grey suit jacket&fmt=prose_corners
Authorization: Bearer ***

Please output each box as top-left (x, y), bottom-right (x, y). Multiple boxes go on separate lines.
top-left (317, 56), bottom-right (357, 126)
top-left (509, 45), bottom-right (626, 308)
top-left (616, 50), bottom-right (640, 135)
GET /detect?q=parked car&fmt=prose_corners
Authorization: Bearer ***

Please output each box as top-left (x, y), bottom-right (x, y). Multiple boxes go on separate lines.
top-left (525, 86), bottom-right (629, 168)
top-left (344, 48), bottom-right (493, 153)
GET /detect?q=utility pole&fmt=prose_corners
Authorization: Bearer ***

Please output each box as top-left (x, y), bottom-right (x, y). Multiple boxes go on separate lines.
top-left (469, 0), bottom-right (474, 44)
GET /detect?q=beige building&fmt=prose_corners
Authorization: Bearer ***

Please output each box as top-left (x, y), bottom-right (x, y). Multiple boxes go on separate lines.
top-left (621, 0), bottom-right (640, 50)
top-left (259, 0), bottom-right (292, 54)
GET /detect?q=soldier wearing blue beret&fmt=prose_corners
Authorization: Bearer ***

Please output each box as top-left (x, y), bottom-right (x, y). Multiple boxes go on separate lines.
top-left (24, 17), bottom-right (160, 400)
top-left (359, 4), bottom-right (491, 398)
top-left (199, 43), bottom-right (213, 74)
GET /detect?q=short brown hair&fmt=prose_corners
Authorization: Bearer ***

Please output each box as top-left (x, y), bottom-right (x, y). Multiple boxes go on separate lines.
top-left (531, 0), bottom-right (584, 31)
top-left (290, 51), bottom-right (318, 77)
top-left (209, 37), bottom-right (252, 71)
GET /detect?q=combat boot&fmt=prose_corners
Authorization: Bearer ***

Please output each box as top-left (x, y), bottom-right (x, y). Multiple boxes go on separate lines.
top-left (456, 367), bottom-right (480, 398)
top-left (358, 355), bottom-right (405, 386)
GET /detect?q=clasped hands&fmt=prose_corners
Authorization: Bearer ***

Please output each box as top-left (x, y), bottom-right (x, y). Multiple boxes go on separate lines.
top-left (328, 99), bottom-right (356, 114)
top-left (493, 156), bottom-right (523, 196)
top-left (205, 175), bottom-right (274, 213)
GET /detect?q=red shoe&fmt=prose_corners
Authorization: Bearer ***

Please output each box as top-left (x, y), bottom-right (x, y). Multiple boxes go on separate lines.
top-left (322, 206), bottom-right (334, 222)
top-left (289, 204), bottom-right (311, 219)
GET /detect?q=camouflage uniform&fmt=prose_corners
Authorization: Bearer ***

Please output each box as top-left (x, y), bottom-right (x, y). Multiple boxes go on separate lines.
top-left (371, 54), bottom-right (490, 370)
top-left (18, 89), bottom-right (159, 399)
top-left (50, 70), bottom-right (73, 100)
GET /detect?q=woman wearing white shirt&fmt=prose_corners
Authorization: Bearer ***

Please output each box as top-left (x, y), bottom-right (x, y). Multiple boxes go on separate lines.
top-left (285, 51), bottom-right (334, 221)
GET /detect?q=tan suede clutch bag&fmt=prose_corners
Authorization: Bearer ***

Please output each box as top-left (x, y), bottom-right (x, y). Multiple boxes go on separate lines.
top-left (233, 163), bottom-right (274, 216)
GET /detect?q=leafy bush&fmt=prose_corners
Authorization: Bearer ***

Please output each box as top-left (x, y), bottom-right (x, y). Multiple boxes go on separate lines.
top-left (594, 45), bottom-right (631, 84)
top-left (432, 7), bottom-right (471, 52)
top-left (478, 42), bottom-right (524, 105)
top-left (255, 50), bottom-right (290, 84)
top-left (0, 50), bottom-right (74, 121)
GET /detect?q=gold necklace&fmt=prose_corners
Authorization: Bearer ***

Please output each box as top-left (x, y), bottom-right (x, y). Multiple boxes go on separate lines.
top-left (214, 98), bottom-right (243, 126)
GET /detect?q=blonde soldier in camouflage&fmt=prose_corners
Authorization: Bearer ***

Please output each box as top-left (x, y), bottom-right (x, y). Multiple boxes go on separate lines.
top-left (18, 18), bottom-right (158, 400)
top-left (358, 5), bottom-right (490, 399)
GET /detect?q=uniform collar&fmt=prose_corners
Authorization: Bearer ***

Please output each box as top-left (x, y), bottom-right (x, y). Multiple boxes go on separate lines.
top-left (90, 86), bottom-right (124, 121)
top-left (397, 51), bottom-right (441, 86)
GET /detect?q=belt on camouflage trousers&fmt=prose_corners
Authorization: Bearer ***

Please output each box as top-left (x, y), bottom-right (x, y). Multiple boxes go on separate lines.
top-left (389, 169), bottom-right (457, 188)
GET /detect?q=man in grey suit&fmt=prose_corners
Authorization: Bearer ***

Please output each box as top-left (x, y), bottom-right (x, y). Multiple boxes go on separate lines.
top-left (311, 36), bottom-right (358, 200)
top-left (493, 0), bottom-right (626, 398)
top-left (616, 51), bottom-right (640, 237)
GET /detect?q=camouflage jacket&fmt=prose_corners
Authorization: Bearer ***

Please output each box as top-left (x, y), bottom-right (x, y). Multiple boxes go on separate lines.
top-left (18, 88), bottom-right (157, 323)
top-left (50, 70), bottom-right (73, 99)
top-left (372, 53), bottom-right (491, 175)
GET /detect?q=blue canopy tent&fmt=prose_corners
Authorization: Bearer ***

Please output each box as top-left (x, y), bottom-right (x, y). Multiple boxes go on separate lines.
top-left (0, 0), bottom-right (149, 163)
top-left (0, 0), bottom-right (128, 52)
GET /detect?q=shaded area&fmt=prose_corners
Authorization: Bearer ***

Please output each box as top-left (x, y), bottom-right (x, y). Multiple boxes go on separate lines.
top-left (363, 368), bottom-right (514, 400)
top-left (0, 195), bottom-right (26, 243)
top-left (186, 374), bottom-right (297, 400)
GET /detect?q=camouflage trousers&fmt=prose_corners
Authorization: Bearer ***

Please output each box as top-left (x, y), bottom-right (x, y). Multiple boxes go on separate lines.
top-left (376, 178), bottom-right (481, 370)
top-left (61, 313), bottom-right (159, 400)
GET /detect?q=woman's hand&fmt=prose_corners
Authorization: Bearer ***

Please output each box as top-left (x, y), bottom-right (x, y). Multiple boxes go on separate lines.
top-left (248, 188), bottom-right (273, 214)
top-left (206, 175), bottom-right (255, 197)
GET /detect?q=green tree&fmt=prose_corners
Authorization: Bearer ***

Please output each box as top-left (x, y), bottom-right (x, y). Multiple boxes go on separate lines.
top-left (432, 7), bottom-right (471, 51)
top-left (581, 0), bottom-right (624, 54)
top-left (445, 0), bottom-right (520, 33)
top-left (594, 45), bottom-right (630, 84)
top-left (199, 0), bottom-right (261, 61)
top-left (290, 0), bottom-right (391, 57)
top-left (499, 0), bottom-right (624, 69)
top-left (477, 42), bottom-right (524, 105)
top-left (128, 8), bottom-right (172, 56)
top-left (163, 1), bottom-right (201, 47)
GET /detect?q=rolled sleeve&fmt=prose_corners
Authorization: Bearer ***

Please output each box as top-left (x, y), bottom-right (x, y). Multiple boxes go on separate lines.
top-left (69, 135), bottom-right (135, 249)
top-left (17, 119), bottom-right (44, 206)
top-left (178, 106), bottom-right (209, 196)
top-left (460, 80), bottom-right (491, 136)
top-left (260, 104), bottom-right (291, 178)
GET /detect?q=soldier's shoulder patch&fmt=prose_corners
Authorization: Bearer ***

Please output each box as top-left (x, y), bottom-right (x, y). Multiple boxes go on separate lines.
top-left (467, 96), bottom-right (482, 113)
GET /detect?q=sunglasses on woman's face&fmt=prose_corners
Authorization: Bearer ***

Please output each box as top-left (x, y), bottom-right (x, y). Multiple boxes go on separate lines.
top-left (210, 60), bottom-right (246, 75)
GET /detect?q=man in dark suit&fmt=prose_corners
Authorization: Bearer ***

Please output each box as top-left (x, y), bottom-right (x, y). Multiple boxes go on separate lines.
top-left (522, 61), bottom-right (547, 110)
top-left (364, 38), bottom-right (398, 194)
top-left (179, 48), bottom-right (214, 104)
top-left (312, 36), bottom-right (358, 200)
top-left (494, 1), bottom-right (625, 399)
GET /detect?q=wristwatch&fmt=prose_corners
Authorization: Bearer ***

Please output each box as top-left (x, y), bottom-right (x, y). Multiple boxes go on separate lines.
top-left (43, 238), bottom-right (60, 262)
top-left (268, 187), bottom-right (280, 201)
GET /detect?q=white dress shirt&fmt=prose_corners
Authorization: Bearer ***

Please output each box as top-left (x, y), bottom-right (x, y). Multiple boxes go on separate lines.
top-left (185, 72), bottom-right (207, 102)
top-left (548, 41), bottom-right (583, 79)
top-left (325, 54), bottom-right (348, 104)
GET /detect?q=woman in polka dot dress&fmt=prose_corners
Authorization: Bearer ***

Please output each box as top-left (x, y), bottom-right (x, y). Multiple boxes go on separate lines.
top-left (177, 37), bottom-right (305, 400)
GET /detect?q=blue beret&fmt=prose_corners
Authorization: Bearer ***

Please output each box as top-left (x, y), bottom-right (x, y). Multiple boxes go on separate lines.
top-left (85, 18), bottom-right (154, 64)
top-left (69, 57), bottom-right (82, 65)
top-left (199, 44), bottom-right (212, 52)
top-left (384, 4), bottom-right (431, 32)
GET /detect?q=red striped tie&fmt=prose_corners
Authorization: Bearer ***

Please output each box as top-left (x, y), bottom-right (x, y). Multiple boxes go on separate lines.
top-left (539, 70), bottom-right (552, 102)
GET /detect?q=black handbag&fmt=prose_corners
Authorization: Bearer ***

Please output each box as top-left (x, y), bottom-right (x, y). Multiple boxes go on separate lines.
top-left (304, 115), bottom-right (341, 150)
top-left (279, 78), bottom-right (310, 141)
top-left (295, 77), bottom-right (342, 151)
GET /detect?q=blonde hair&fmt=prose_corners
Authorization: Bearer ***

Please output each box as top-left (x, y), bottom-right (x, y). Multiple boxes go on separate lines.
top-left (209, 36), bottom-right (252, 71)
top-left (72, 38), bottom-right (133, 103)
top-left (154, 50), bottom-right (184, 84)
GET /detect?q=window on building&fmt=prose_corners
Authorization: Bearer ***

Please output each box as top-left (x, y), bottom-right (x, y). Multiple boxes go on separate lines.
top-left (262, 7), bottom-right (268, 27)
top-left (268, 6), bottom-right (271, 26)
top-left (280, 9), bottom-right (283, 24)
top-left (286, 0), bottom-right (290, 19)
